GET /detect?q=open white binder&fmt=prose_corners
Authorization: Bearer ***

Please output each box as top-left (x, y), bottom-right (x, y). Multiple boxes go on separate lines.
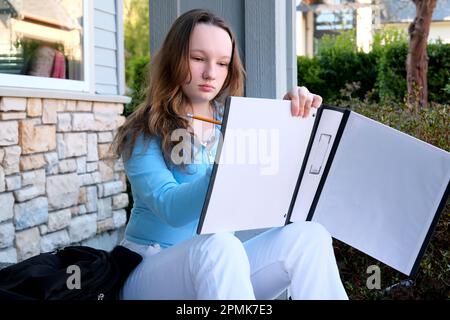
top-left (197, 96), bottom-right (450, 276)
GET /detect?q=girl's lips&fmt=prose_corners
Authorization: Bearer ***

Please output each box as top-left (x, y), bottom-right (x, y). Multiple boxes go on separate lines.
top-left (199, 84), bottom-right (215, 92)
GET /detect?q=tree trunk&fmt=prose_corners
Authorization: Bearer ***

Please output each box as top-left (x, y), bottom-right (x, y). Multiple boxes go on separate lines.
top-left (406, 0), bottom-right (436, 110)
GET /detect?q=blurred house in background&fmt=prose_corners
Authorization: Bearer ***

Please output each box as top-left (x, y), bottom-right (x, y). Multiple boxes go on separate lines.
top-left (296, 0), bottom-right (450, 57)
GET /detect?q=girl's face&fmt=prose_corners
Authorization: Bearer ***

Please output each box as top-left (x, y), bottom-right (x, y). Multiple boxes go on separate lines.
top-left (182, 23), bottom-right (232, 108)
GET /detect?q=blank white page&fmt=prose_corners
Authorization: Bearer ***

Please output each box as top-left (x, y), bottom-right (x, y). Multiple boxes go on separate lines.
top-left (199, 97), bottom-right (316, 234)
top-left (312, 111), bottom-right (450, 275)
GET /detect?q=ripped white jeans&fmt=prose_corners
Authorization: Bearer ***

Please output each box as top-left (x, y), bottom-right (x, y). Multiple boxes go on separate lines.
top-left (120, 221), bottom-right (348, 300)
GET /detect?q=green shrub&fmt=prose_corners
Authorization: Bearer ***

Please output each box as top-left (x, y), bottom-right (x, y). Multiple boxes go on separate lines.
top-left (428, 42), bottom-right (450, 103)
top-left (375, 42), bottom-right (408, 103)
top-left (125, 55), bottom-right (150, 117)
top-left (298, 30), bottom-right (450, 105)
top-left (316, 30), bottom-right (357, 55)
top-left (445, 78), bottom-right (450, 94)
top-left (297, 56), bottom-right (326, 95)
top-left (298, 30), bottom-right (377, 102)
top-left (375, 40), bottom-right (450, 105)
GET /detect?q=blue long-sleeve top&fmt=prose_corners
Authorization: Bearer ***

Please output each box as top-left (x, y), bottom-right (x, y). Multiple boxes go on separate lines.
top-left (123, 113), bottom-right (221, 248)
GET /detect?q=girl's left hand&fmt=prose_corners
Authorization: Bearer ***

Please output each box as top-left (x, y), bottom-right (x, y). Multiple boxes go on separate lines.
top-left (283, 86), bottom-right (322, 118)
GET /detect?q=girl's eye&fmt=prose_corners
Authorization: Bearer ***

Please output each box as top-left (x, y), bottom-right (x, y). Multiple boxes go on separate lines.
top-left (192, 57), bottom-right (204, 61)
top-left (218, 62), bottom-right (229, 67)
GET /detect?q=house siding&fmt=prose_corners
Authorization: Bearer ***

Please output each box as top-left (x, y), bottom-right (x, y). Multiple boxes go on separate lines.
top-left (94, 0), bottom-right (120, 95)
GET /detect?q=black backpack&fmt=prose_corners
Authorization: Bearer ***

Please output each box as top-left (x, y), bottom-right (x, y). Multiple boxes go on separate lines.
top-left (0, 245), bottom-right (142, 300)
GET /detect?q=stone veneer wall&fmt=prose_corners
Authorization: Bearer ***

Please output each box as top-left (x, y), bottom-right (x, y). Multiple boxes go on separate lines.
top-left (0, 96), bottom-right (129, 263)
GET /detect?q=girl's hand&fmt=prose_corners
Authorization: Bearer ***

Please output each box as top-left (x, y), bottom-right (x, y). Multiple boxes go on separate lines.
top-left (283, 86), bottom-right (322, 118)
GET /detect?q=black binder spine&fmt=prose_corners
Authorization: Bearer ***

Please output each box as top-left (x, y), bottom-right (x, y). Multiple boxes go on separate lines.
top-left (285, 105), bottom-right (350, 224)
top-left (306, 106), bottom-right (350, 221)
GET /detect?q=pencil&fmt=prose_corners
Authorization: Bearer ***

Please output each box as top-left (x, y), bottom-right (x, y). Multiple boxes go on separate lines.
top-left (186, 113), bottom-right (222, 125)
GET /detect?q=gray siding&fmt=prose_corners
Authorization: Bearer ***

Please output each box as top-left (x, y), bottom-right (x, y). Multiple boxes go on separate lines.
top-left (244, 0), bottom-right (278, 98)
top-left (95, 47), bottom-right (117, 68)
top-left (94, 0), bottom-right (119, 95)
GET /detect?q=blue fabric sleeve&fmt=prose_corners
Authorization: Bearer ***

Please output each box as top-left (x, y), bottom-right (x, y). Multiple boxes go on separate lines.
top-left (125, 137), bottom-right (212, 228)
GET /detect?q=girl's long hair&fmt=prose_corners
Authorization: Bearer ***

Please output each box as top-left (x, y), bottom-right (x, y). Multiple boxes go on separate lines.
top-left (113, 9), bottom-right (245, 166)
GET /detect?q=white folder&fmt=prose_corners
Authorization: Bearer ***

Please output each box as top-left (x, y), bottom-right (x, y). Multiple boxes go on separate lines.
top-left (197, 96), bottom-right (450, 276)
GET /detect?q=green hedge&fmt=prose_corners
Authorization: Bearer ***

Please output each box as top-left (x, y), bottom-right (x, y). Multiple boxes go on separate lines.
top-left (298, 51), bottom-right (378, 101)
top-left (428, 43), bottom-right (450, 103)
top-left (125, 55), bottom-right (150, 117)
top-left (297, 31), bottom-right (450, 104)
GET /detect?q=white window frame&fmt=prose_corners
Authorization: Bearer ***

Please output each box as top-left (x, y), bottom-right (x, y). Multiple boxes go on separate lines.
top-left (0, 0), bottom-right (92, 92)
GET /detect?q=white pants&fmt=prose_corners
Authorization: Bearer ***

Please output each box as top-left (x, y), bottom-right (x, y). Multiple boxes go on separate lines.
top-left (120, 221), bottom-right (348, 300)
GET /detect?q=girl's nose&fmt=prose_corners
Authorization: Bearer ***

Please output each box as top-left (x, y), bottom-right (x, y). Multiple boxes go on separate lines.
top-left (202, 63), bottom-right (216, 80)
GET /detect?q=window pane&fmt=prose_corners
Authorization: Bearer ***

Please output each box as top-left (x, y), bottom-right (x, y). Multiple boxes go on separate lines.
top-left (0, 0), bottom-right (84, 80)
